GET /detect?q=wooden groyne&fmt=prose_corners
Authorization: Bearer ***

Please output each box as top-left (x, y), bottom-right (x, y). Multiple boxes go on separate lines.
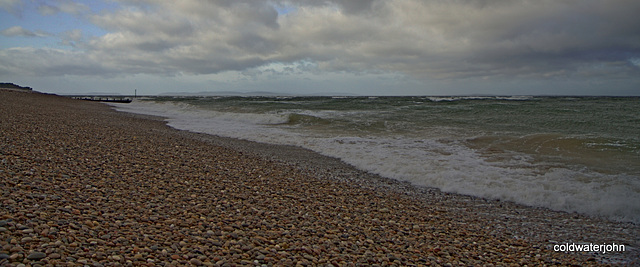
top-left (70, 96), bottom-right (133, 103)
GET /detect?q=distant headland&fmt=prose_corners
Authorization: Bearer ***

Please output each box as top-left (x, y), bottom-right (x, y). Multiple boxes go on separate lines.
top-left (0, 82), bottom-right (33, 91)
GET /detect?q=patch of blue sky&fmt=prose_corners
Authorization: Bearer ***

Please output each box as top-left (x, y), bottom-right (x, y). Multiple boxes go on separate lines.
top-left (1, 1), bottom-right (111, 50)
top-left (0, 35), bottom-right (52, 50)
top-left (273, 3), bottom-right (296, 16)
top-left (85, 0), bottom-right (121, 13)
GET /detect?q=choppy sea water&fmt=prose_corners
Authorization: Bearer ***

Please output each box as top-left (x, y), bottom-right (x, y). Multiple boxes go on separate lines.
top-left (110, 96), bottom-right (640, 223)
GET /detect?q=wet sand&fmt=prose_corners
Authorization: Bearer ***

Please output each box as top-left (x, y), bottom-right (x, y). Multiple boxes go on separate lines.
top-left (1, 89), bottom-right (637, 266)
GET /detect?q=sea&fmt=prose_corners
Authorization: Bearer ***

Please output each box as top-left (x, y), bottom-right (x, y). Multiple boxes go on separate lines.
top-left (110, 96), bottom-right (640, 224)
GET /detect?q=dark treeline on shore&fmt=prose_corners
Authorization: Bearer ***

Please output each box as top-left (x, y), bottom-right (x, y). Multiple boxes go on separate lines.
top-left (0, 82), bottom-right (32, 91)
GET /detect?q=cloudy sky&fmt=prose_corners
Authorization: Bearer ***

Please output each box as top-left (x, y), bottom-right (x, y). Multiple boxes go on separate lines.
top-left (1, 0), bottom-right (639, 95)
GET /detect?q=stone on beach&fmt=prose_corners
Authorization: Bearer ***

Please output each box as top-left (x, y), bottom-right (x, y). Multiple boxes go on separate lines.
top-left (26, 252), bottom-right (46, 260)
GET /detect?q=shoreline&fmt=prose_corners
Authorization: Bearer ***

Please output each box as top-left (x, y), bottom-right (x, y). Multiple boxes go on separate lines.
top-left (115, 98), bottom-right (640, 264)
top-left (1, 89), bottom-right (638, 265)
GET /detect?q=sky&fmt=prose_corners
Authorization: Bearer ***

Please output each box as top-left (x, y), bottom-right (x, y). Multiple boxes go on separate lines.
top-left (1, 0), bottom-right (639, 96)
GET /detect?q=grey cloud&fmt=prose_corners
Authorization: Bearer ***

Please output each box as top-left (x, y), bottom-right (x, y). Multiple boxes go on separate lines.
top-left (58, 29), bottom-right (84, 47)
top-left (37, 1), bottom-right (89, 15)
top-left (300, 0), bottom-right (640, 79)
top-left (37, 4), bottom-right (59, 15)
top-left (467, 0), bottom-right (640, 78)
top-left (0, 0), bottom-right (20, 13)
top-left (338, 0), bottom-right (376, 14)
top-left (92, 10), bottom-right (194, 36)
top-left (283, 0), bottom-right (376, 14)
top-left (0, 47), bottom-right (115, 77)
top-left (62, 29), bottom-right (83, 41)
top-left (1, 0), bottom-right (638, 82)
top-left (1, 26), bottom-right (49, 37)
top-left (85, 0), bottom-right (284, 75)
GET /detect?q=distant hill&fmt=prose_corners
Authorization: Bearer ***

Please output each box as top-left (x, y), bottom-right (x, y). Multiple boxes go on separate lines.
top-left (0, 82), bottom-right (32, 91)
top-left (159, 91), bottom-right (360, 97)
top-left (160, 91), bottom-right (289, 96)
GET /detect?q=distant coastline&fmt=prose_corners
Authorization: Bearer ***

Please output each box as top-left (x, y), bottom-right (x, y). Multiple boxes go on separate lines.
top-left (0, 82), bottom-right (33, 91)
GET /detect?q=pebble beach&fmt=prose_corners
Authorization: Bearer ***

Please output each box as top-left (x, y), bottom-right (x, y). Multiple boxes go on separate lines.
top-left (1, 89), bottom-right (638, 266)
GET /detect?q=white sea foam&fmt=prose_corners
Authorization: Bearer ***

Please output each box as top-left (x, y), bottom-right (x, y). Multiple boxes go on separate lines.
top-left (110, 100), bottom-right (640, 224)
top-left (426, 96), bottom-right (534, 102)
